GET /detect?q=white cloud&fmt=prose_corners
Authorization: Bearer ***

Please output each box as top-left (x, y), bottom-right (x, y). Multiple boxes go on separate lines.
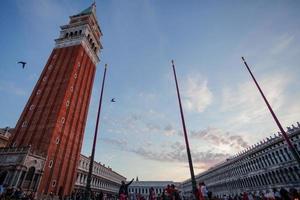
top-left (190, 127), bottom-right (249, 151)
top-left (270, 34), bottom-right (295, 55)
top-left (130, 141), bottom-right (229, 169)
top-left (182, 74), bottom-right (213, 113)
top-left (221, 72), bottom-right (292, 128)
top-left (162, 124), bottom-right (177, 136)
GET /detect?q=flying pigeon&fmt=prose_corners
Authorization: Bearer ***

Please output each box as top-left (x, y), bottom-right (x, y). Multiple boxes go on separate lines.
top-left (111, 98), bottom-right (116, 102)
top-left (18, 61), bottom-right (27, 69)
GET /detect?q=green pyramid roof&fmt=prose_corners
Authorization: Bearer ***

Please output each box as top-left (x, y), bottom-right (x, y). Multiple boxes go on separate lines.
top-left (74, 3), bottom-right (95, 17)
top-left (79, 6), bottom-right (93, 15)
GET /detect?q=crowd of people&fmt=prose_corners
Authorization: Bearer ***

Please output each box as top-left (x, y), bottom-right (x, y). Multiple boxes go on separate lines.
top-left (125, 184), bottom-right (181, 200)
top-left (0, 184), bottom-right (35, 200)
top-left (190, 182), bottom-right (300, 200)
top-left (217, 188), bottom-right (300, 200)
top-left (1, 182), bottom-right (299, 200)
top-left (117, 179), bottom-right (181, 200)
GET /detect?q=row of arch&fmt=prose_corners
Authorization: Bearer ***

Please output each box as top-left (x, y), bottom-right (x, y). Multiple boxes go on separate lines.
top-left (208, 166), bottom-right (300, 194)
top-left (80, 161), bottom-right (111, 177)
top-left (204, 144), bottom-right (300, 184)
top-left (64, 30), bottom-right (98, 53)
top-left (65, 30), bottom-right (82, 37)
top-left (76, 172), bottom-right (119, 191)
top-left (0, 166), bottom-right (40, 191)
top-left (128, 187), bottom-right (164, 195)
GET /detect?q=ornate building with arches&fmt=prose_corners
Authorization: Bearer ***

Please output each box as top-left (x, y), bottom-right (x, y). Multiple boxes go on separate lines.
top-left (0, 146), bottom-right (45, 192)
top-left (180, 122), bottom-right (300, 198)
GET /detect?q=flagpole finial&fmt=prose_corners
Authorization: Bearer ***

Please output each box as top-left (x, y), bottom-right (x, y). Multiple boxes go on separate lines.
top-left (171, 60), bottom-right (174, 65)
top-left (241, 56), bottom-right (246, 62)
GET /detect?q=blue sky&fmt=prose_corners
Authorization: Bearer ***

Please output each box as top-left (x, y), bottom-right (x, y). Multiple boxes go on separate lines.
top-left (0, 0), bottom-right (300, 181)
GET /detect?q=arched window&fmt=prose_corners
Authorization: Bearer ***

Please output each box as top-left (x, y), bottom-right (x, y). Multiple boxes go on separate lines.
top-left (70, 32), bottom-right (73, 37)
top-left (289, 167), bottom-right (297, 181)
top-left (272, 152), bottom-right (278, 164)
top-left (279, 149), bottom-right (287, 161)
top-left (284, 168), bottom-right (292, 182)
top-left (0, 171), bottom-right (8, 184)
top-left (272, 171), bottom-right (279, 183)
top-left (49, 160), bottom-right (53, 168)
top-left (276, 151), bottom-right (283, 163)
top-left (268, 154), bottom-right (275, 165)
top-left (74, 31), bottom-right (78, 36)
top-left (65, 33), bottom-right (69, 38)
top-left (276, 170), bottom-right (283, 183)
top-left (256, 175), bottom-right (263, 186)
top-left (25, 167), bottom-right (35, 181)
top-left (79, 30), bottom-right (82, 35)
top-left (262, 173), bottom-right (269, 185)
top-left (22, 121), bottom-right (28, 128)
top-left (284, 148), bottom-right (292, 160)
top-left (29, 105), bottom-right (35, 110)
top-left (294, 166), bottom-right (300, 179)
top-left (52, 180), bottom-right (56, 187)
top-left (259, 174), bottom-right (265, 185)
top-left (280, 169), bottom-right (287, 183)
top-left (268, 172), bottom-right (275, 184)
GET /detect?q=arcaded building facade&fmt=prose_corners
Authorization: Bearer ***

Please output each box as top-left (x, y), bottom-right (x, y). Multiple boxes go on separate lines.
top-left (0, 150), bottom-right (126, 199)
top-left (128, 180), bottom-right (178, 199)
top-left (181, 122), bottom-right (300, 198)
top-left (74, 155), bottom-right (126, 199)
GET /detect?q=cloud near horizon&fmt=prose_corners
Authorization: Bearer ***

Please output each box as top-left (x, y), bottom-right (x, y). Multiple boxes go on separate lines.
top-left (190, 127), bottom-right (249, 150)
top-left (182, 74), bottom-right (213, 113)
top-left (102, 137), bottom-right (230, 171)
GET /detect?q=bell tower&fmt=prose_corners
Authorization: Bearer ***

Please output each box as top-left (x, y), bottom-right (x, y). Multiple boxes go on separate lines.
top-left (9, 3), bottom-right (102, 196)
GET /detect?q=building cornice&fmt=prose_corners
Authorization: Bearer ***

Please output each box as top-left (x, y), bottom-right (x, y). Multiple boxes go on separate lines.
top-left (54, 36), bottom-right (100, 65)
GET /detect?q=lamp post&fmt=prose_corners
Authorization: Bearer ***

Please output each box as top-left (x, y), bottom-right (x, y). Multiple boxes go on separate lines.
top-left (171, 60), bottom-right (199, 200)
top-left (241, 57), bottom-right (300, 166)
top-left (86, 64), bottom-right (108, 199)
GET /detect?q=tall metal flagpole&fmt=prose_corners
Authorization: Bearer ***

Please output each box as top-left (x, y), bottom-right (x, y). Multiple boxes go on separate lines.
top-left (241, 57), bottom-right (300, 166)
top-left (171, 60), bottom-right (199, 200)
top-left (86, 64), bottom-right (108, 199)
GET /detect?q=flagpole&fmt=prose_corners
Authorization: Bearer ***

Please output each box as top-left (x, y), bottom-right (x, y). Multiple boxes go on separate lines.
top-left (171, 60), bottom-right (199, 200)
top-left (86, 64), bottom-right (108, 199)
top-left (241, 57), bottom-right (300, 166)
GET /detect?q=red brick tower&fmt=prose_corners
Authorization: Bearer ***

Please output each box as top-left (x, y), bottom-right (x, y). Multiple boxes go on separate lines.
top-left (9, 4), bottom-right (102, 196)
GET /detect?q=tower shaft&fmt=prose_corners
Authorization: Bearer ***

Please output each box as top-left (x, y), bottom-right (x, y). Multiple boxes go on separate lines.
top-left (9, 4), bottom-right (102, 196)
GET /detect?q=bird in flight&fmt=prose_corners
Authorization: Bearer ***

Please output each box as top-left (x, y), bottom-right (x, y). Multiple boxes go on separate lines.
top-left (111, 98), bottom-right (116, 102)
top-left (18, 61), bottom-right (27, 69)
